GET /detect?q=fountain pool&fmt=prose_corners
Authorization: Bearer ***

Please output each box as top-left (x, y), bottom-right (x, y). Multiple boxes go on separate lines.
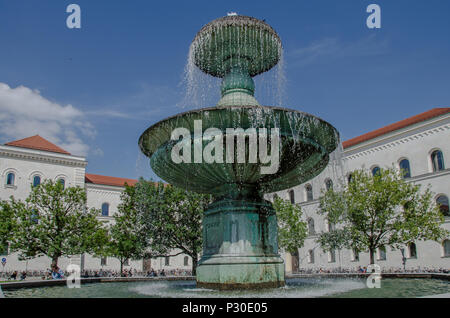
top-left (3, 277), bottom-right (450, 298)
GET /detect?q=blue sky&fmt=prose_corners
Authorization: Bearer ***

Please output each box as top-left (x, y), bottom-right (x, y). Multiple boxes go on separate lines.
top-left (0, 0), bottom-right (449, 180)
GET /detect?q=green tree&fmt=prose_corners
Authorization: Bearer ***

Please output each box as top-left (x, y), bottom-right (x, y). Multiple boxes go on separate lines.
top-left (317, 168), bottom-right (449, 265)
top-left (273, 197), bottom-right (308, 255)
top-left (0, 200), bottom-right (16, 254)
top-left (134, 179), bottom-right (212, 275)
top-left (9, 180), bottom-right (109, 268)
top-left (107, 183), bottom-right (148, 275)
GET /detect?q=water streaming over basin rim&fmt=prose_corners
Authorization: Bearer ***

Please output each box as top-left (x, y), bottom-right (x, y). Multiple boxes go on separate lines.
top-left (138, 105), bottom-right (340, 195)
top-left (3, 278), bottom-right (450, 298)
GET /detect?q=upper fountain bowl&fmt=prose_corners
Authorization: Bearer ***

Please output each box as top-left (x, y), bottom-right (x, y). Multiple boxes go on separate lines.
top-left (191, 15), bottom-right (282, 78)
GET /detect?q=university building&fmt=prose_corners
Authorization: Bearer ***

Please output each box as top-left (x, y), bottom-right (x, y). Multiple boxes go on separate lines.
top-left (1, 108), bottom-right (449, 273)
top-left (0, 135), bottom-right (190, 273)
top-left (272, 108), bottom-right (450, 272)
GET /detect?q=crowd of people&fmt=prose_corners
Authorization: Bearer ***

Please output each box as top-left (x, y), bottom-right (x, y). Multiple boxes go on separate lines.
top-left (80, 268), bottom-right (192, 278)
top-left (296, 266), bottom-right (450, 274)
top-left (1, 267), bottom-right (193, 280)
top-left (2, 266), bottom-right (448, 281)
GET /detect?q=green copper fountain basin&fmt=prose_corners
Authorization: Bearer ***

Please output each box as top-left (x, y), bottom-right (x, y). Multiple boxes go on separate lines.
top-left (138, 105), bottom-right (339, 198)
top-left (191, 15), bottom-right (282, 78)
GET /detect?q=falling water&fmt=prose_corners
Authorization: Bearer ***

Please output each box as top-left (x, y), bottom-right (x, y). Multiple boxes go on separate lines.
top-left (178, 16), bottom-right (286, 109)
top-left (177, 47), bottom-right (221, 109)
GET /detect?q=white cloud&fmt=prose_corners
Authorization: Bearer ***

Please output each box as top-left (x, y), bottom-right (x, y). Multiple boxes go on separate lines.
top-left (289, 35), bottom-right (389, 68)
top-left (0, 82), bottom-right (95, 156)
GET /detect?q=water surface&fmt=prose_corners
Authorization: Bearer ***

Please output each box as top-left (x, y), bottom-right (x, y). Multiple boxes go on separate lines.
top-left (4, 277), bottom-right (450, 298)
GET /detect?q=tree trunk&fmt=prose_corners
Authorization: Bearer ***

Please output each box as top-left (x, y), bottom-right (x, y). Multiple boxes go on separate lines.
top-left (51, 255), bottom-right (59, 269)
top-left (369, 248), bottom-right (375, 265)
top-left (192, 255), bottom-right (198, 276)
top-left (120, 259), bottom-right (124, 277)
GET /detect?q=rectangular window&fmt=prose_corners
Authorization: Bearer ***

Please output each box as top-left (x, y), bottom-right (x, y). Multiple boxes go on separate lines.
top-left (352, 249), bottom-right (359, 262)
top-left (328, 250), bottom-right (336, 263)
top-left (289, 190), bottom-right (295, 204)
top-left (378, 247), bottom-right (387, 261)
top-left (101, 257), bottom-right (107, 266)
top-left (308, 250), bottom-right (314, 264)
top-left (165, 256), bottom-right (170, 266)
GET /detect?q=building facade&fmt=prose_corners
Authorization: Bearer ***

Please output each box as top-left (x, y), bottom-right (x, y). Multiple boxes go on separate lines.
top-left (271, 108), bottom-right (450, 272)
top-left (0, 135), bottom-right (191, 273)
top-left (1, 108), bottom-right (449, 274)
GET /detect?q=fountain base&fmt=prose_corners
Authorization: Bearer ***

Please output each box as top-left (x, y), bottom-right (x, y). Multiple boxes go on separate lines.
top-left (197, 256), bottom-right (285, 290)
top-left (196, 198), bottom-right (285, 290)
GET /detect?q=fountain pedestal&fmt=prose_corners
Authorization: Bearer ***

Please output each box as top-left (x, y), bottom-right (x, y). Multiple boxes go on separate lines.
top-left (196, 199), bottom-right (285, 290)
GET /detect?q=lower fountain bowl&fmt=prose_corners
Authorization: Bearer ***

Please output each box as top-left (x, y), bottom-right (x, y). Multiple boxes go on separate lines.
top-left (196, 255), bottom-right (285, 290)
top-left (138, 105), bottom-right (340, 196)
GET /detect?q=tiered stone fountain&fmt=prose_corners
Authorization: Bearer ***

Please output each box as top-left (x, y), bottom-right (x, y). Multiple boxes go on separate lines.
top-left (139, 15), bottom-right (339, 290)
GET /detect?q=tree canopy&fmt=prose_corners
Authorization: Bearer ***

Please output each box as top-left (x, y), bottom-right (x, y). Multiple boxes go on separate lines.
top-left (8, 180), bottom-right (108, 268)
top-left (133, 179), bottom-right (212, 274)
top-left (317, 168), bottom-right (449, 264)
top-left (107, 183), bottom-right (148, 275)
top-left (273, 197), bottom-right (308, 255)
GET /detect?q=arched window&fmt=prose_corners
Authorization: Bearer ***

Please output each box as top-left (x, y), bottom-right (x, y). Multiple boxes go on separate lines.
top-left (443, 240), bottom-right (450, 257)
top-left (408, 243), bottom-right (417, 259)
top-left (305, 184), bottom-right (313, 201)
top-left (101, 203), bottom-right (109, 216)
top-left (436, 195), bottom-right (449, 217)
top-left (431, 150), bottom-right (445, 172)
top-left (289, 190), bottom-right (295, 204)
top-left (372, 166), bottom-right (381, 176)
top-left (308, 250), bottom-right (314, 264)
top-left (347, 173), bottom-right (353, 184)
top-left (399, 159), bottom-right (411, 178)
top-left (325, 179), bottom-right (333, 191)
top-left (307, 218), bottom-right (315, 235)
top-left (184, 256), bottom-right (189, 266)
top-left (33, 175), bottom-right (41, 187)
top-left (58, 178), bottom-right (65, 189)
top-left (6, 172), bottom-right (15, 186)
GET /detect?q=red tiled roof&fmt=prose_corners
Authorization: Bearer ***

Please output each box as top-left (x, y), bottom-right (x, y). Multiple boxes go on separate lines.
top-left (342, 108), bottom-right (450, 149)
top-left (85, 173), bottom-right (138, 187)
top-left (5, 135), bottom-right (71, 155)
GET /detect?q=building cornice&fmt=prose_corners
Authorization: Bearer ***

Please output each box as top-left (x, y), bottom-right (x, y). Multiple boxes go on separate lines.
top-left (0, 145), bottom-right (87, 167)
top-left (343, 114), bottom-right (450, 161)
top-left (85, 182), bottom-right (125, 193)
